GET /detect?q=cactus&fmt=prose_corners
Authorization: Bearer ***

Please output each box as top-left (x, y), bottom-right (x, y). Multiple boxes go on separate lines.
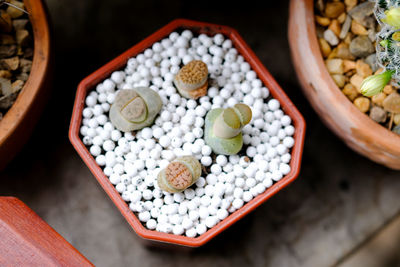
top-left (204, 103), bottom-right (252, 155)
top-left (109, 87), bottom-right (162, 132)
top-left (362, 1), bottom-right (400, 95)
top-left (157, 156), bottom-right (202, 193)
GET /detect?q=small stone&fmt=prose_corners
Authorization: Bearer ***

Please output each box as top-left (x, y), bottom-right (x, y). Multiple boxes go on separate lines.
top-left (354, 96), bottom-right (370, 113)
top-left (383, 85), bottom-right (394, 95)
top-left (0, 12), bottom-right (12, 33)
top-left (325, 2), bottom-right (345, 18)
top-left (339, 15), bottom-right (352, 39)
top-left (355, 60), bottom-right (372, 78)
top-left (383, 93), bottom-right (400, 113)
top-left (326, 58), bottom-right (343, 74)
top-left (348, 2), bottom-right (374, 27)
top-left (11, 80), bottom-right (24, 93)
top-left (0, 92), bottom-right (17, 109)
top-left (0, 34), bottom-right (15, 45)
top-left (327, 47), bottom-right (338, 59)
top-left (368, 29), bottom-right (376, 42)
top-left (345, 0), bottom-right (357, 10)
top-left (349, 35), bottom-right (374, 57)
top-left (343, 59), bottom-right (356, 72)
top-left (393, 114), bottom-right (400, 125)
top-left (316, 0), bottom-right (324, 13)
top-left (366, 17), bottom-right (377, 30)
top-left (1, 56), bottom-right (19, 71)
top-left (23, 48), bottom-right (33, 59)
top-left (6, 0), bottom-right (25, 19)
top-left (332, 74), bottom-right (346, 88)
top-left (369, 106), bottom-right (387, 123)
top-left (351, 20), bottom-right (368, 35)
top-left (342, 83), bottom-right (359, 100)
top-left (338, 13), bottom-right (346, 24)
top-left (16, 72), bottom-right (29, 82)
top-left (0, 45), bottom-right (16, 58)
top-left (392, 125), bottom-right (400, 135)
top-left (364, 53), bottom-right (377, 72)
top-left (336, 43), bottom-right (354, 59)
top-left (315, 15), bottom-right (330, 27)
top-left (329, 20), bottom-right (341, 36)
top-left (324, 29), bottom-right (339, 46)
top-left (12, 19), bottom-right (28, 31)
top-left (19, 58), bottom-right (32, 73)
top-left (0, 77), bottom-right (12, 95)
top-left (372, 93), bottom-right (387, 107)
top-left (0, 70), bottom-right (12, 79)
top-left (319, 38), bottom-right (331, 58)
top-left (350, 74), bottom-right (364, 92)
top-left (16, 30), bottom-right (29, 46)
top-left (344, 33), bottom-right (353, 45)
top-left (316, 26), bottom-right (325, 39)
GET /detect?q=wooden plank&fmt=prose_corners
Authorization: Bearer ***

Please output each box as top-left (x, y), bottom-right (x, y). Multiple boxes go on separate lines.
top-left (0, 197), bottom-right (93, 266)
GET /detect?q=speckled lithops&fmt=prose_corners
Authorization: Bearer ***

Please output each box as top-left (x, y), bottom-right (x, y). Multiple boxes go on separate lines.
top-left (157, 156), bottom-right (202, 193)
top-left (205, 103), bottom-right (252, 155)
top-left (109, 87), bottom-right (162, 132)
top-left (174, 60), bottom-right (208, 99)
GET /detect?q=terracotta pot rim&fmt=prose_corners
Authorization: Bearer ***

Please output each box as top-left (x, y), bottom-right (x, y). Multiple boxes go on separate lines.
top-left (69, 18), bottom-right (306, 247)
top-left (0, 0), bottom-right (52, 145)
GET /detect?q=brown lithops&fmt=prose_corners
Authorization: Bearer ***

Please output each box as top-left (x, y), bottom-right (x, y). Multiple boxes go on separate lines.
top-left (157, 156), bottom-right (202, 193)
top-left (174, 60), bottom-right (208, 99)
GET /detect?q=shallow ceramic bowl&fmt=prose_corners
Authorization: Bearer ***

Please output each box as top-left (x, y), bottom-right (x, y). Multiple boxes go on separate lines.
top-left (0, 0), bottom-right (52, 170)
top-left (288, 0), bottom-right (400, 169)
top-left (69, 19), bottom-right (306, 247)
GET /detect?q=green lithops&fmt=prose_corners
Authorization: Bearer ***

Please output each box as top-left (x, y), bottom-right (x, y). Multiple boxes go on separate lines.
top-left (205, 103), bottom-right (252, 155)
top-left (157, 156), bottom-right (202, 193)
top-left (109, 87), bottom-right (162, 132)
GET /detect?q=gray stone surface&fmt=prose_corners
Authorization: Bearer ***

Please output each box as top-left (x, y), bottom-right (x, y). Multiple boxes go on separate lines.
top-left (0, 0), bottom-right (400, 266)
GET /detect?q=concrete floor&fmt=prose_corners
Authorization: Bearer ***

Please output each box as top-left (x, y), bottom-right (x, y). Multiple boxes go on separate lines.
top-left (1, 0), bottom-right (400, 266)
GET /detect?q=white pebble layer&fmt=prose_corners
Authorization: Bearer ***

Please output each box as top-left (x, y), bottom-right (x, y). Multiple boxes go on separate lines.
top-left (80, 30), bottom-right (295, 237)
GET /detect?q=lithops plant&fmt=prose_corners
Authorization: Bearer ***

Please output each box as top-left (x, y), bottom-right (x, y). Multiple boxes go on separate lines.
top-left (109, 87), bottom-right (162, 132)
top-left (157, 156), bottom-right (202, 193)
top-left (205, 103), bottom-right (252, 155)
top-left (174, 60), bottom-right (208, 99)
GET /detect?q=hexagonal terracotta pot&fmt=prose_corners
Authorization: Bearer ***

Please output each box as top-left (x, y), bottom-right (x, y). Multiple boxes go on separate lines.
top-left (69, 19), bottom-right (306, 247)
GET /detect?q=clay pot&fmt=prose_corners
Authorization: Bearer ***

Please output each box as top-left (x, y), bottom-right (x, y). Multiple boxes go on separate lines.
top-left (288, 0), bottom-right (400, 170)
top-left (70, 19), bottom-right (306, 247)
top-left (0, 0), bottom-right (52, 170)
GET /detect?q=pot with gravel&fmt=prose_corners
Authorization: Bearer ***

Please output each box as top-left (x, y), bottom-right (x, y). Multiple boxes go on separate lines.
top-left (0, 0), bottom-right (52, 169)
top-left (289, 0), bottom-right (400, 169)
top-left (70, 19), bottom-right (305, 247)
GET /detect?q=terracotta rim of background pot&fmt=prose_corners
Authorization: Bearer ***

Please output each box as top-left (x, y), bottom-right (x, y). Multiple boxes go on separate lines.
top-left (0, 0), bottom-right (52, 170)
top-left (288, 0), bottom-right (400, 170)
top-left (69, 19), bottom-right (306, 247)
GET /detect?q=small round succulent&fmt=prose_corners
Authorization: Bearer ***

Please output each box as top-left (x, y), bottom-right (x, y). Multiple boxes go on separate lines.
top-left (109, 87), bottom-right (162, 132)
top-left (157, 156), bottom-right (202, 193)
top-left (204, 103), bottom-right (252, 155)
top-left (174, 60), bottom-right (208, 99)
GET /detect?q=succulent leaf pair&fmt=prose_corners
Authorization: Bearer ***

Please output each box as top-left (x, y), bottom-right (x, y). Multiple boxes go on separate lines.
top-left (157, 156), bottom-right (202, 193)
top-left (109, 87), bottom-right (162, 132)
top-left (205, 103), bottom-right (252, 155)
